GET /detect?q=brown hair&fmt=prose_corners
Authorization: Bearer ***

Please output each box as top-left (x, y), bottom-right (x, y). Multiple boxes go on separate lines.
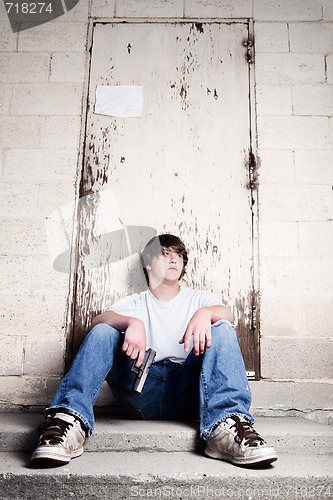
top-left (141, 234), bottom-right (188, 285)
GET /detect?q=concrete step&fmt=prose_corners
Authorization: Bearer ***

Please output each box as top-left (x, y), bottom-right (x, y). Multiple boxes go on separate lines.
top-left (0, 413), bottom-right (332, 455)
top-left (0, 415), bottom-right (332, 500)
top-left (1, 450), bottom-right (333, 500)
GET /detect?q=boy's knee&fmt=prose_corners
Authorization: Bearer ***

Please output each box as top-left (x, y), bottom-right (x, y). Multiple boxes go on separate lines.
top-left (88, 323), bottom-right (121, 343)
top-left (211, 322), bottom-right (238, 344)
top-left (211, 321), bottom-right (232, 333)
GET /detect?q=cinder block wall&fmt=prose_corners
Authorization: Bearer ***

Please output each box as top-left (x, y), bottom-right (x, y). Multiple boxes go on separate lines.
top-left (253, 0), bottom-right (333, 424)
top-left (0, 0), bottom-right (332, 423)
top-left (0, 1), bottom-right (89, 406)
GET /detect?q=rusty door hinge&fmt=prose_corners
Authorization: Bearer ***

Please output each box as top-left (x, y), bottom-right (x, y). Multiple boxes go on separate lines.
top-left (251, 304), bottom-right (257, 330)
top-left (243, 38), bottom-right (254, 64)
top-left (248, 151), bottom-right (259, 191)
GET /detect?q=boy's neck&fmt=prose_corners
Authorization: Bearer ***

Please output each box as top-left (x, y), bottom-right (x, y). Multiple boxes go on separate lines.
top-left (148, 281), bottom-right (181, 302)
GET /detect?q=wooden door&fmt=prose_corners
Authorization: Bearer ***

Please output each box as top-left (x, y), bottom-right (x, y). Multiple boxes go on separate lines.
top-left (70, 22), bottom-right (259, 378)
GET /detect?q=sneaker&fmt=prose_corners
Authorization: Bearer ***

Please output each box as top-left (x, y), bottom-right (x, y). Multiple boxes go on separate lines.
top-left (31, 412), bottom-right (86, 467)
top-left (205, 415), bottom-right (278, 467)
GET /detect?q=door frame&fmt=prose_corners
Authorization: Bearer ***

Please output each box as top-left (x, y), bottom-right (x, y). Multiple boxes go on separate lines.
top-left (67, 18), bottom-right (261, 380)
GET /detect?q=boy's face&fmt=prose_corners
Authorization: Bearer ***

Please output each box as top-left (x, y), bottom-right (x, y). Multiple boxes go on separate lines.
top-left (149, 246), bottom-right (184, 285)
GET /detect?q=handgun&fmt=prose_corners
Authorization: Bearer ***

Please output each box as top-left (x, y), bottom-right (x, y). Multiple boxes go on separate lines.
top-left (131, 348), bottom-right (156, 394)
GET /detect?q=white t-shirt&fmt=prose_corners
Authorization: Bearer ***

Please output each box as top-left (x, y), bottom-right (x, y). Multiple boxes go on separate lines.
top-left (108, 286), bottom-right (223, 363)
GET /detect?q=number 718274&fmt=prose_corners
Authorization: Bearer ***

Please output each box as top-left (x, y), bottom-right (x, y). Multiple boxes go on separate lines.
top-left (6, 3), bottom-right (53, 14)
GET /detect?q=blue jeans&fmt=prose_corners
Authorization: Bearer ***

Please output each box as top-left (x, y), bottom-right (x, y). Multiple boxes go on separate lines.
top-left (48, 322), bottom-right (254, 439)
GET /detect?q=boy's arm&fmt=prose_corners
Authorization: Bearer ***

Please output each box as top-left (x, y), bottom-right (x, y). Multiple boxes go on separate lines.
top-left (92, 310), bottom-right (136, 330)
top-left (179, 305), bottom-right (233, 356)
top-left (92, 311), bottom-right (147, 367)
top-left (207, 305), bottom-right (234, 325)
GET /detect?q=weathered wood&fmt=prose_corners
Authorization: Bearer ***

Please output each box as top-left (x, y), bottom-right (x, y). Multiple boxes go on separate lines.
top-left (70, 22), bottom-right (258, 374)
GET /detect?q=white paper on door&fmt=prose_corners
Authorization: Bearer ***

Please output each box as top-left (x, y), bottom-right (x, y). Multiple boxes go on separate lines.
top-left (94, 85), bottom-right (144, 117)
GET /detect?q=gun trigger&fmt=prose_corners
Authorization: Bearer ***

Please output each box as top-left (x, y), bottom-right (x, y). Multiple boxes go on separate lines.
top-left (131, 361), bottom-right (139, 374)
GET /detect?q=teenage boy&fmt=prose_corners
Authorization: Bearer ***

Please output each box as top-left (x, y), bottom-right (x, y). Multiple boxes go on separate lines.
top-left (31, 234), bottom-right (277, 468)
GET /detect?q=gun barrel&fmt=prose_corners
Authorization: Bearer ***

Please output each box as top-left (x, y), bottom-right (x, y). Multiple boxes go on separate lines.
top-left (132, 348), bottom-right (156, 394)
top-left (132, 374), bottom-right (146, 394)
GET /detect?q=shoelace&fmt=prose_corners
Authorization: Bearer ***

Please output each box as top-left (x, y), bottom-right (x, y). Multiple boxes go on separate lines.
top-left (38, 416), bottom-right (73, 445)
top-left (229, 416), bottom-right (265, 447)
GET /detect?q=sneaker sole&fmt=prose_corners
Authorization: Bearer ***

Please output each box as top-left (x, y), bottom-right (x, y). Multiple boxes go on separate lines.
top-left (31, 447), bottom-right (84, 468)
top-left (204, 446), bottom-right (278, 468)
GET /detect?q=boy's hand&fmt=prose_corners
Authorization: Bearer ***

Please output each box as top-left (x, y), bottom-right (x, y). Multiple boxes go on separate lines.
top-left (179, 308), bottom-right (212, 355)
top-left (122, 318), bottom-right (147, 368)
